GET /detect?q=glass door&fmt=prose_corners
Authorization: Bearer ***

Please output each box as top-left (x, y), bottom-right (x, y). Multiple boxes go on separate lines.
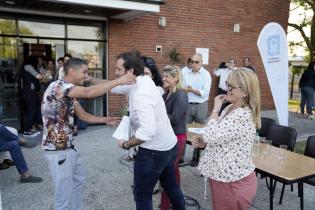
top-left (67, 23), bottom-right (105, 116)
top-left (0, 36), bottom-right (20, 128)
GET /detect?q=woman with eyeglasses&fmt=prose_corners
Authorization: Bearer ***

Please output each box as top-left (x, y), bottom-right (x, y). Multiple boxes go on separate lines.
top-left (191, 68), bottom-right (260, 210)
top-left (160, 65), bottom-right (189, 210)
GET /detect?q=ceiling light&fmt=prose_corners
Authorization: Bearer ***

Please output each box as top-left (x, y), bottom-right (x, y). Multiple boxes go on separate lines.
top-left (83, 10), bottom-right (92, 14)
top-left (4, 1), bottom-right (16, 5)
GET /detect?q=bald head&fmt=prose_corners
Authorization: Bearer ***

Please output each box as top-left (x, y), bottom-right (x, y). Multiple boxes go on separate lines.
top-left (191, 53), bottom-right (203, 72)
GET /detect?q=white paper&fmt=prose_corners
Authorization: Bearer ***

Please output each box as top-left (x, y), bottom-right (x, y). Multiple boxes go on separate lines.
top-left (112, 116), bottom-right (130, 140)
top-left (196, 48), bottom-right (209, 65)
top-left (188, 127), bottom-right (205, 135)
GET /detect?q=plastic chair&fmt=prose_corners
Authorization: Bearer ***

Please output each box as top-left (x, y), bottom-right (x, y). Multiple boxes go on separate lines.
top-left (266, 124), bottom-right (297, 205)
top-left (257, 117), bottom-right (276, 137)
top-left (303, 136), bottom-right (315, 187)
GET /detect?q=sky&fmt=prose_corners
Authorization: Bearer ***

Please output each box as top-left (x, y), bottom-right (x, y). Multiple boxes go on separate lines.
top-left (287, 2), bottom-right (313, 57)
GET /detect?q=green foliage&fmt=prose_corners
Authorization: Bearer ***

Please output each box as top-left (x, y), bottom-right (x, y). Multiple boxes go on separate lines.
top-left (291, 65), bottom-right (304, 75)
top-left (168, 48), bottom-right (180, 63)
top-left (288, 0), bottom-right (314, 57)
top-left (119, 104), bottom-right (128, 117)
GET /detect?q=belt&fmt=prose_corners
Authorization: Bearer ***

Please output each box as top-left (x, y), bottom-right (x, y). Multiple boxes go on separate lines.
top-left (189, 102), bottom-right (200, 105)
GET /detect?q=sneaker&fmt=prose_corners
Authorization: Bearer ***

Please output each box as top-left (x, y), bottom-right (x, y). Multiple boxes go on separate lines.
top-left (30, 129), bottom-right (41, 135)
top-left (23, 131), bottom-right (36, 137)
top-left (20, 175), bottom-right (43, 183)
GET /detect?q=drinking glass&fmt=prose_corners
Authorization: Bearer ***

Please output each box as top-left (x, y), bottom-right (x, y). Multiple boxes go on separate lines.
top-left (278, 145), bottom-right (288, 161)
top-left (263, 140), bottom-right (272, 155)
top-left (252, 138), bottom-right (260, 157)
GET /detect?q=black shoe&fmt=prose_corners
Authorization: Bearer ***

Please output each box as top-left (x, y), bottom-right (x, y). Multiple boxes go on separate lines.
top-left (20, 175), bottom-right (43, 183)
top-left (190, 161), bottom-right (199, 167)
top-left (19, 141), bottom-right (38, 148)
top-left (3, 159), bottom-right (15, 166)
top-left (0, 163), bottom-right (10, 170)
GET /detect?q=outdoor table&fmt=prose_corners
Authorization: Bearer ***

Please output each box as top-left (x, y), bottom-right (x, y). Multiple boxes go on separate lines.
top-left (253, 143), bottom-right (315, 210)
top-left (179, 123), bottom-right (205, 167)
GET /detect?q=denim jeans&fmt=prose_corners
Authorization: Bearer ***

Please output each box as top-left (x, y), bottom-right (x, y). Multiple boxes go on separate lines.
top-left (0, 124), bottom-right (28, 174)
top-left (133, 144), bottom-right (185, 210)
top-left (300, 86), bottom-right (314, 115)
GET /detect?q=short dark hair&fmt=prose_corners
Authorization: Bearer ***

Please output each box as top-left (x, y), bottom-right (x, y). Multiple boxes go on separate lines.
top-left (218, 62), bottom-right (227, 68)
top-left (142, 56), bottom-right (163, 87)
top-left (117, 50), bottom-right (144, 76)
top-left (23, 55), bottom-right (38, 68)
top-left (63, 58), bottom-right (87, 75)
top-left (187, 58), bottom-right (192, 63)
top-left (57, 57), bottom-right (64, 62)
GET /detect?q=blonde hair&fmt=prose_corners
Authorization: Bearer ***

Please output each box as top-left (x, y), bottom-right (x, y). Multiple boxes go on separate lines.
top-left (163, 65), bottom-right (183, 90)
top-left (227, 67), bottom-right (261, 128)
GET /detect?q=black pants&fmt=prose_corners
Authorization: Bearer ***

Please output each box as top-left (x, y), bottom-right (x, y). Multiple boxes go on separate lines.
top-left (23, 91), bottom-right (42, 131)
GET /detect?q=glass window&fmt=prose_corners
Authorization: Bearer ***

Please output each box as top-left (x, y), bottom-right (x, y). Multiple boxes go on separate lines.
top-left (18, 21), bottom-right (65, 38)
top-left (67, 25), bottom-right (102, 40)
top-left (68, 41), bottom-right (104, 68)
top-left (0, 18), bottom-right (16, 35)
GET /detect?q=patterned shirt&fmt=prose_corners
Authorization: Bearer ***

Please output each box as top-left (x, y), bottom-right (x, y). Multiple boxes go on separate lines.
top-left (198, 106), bottom-right (256, 182)
top-left (41, 80), bottom-right (75, 150)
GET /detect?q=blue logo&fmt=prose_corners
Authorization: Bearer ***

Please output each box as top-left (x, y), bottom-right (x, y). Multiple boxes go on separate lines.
top-left (267, 35), bottom-right (280, 56)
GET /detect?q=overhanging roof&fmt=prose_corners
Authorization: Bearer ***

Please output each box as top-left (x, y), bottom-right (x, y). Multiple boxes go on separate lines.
top-left (0, 0), bottom-right (165, 21)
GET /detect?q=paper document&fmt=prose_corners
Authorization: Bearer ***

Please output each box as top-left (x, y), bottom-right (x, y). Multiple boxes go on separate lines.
top-left (112, 116), bottom-right (130, 141)
top-left (188, 127), bottom-right (205, 135)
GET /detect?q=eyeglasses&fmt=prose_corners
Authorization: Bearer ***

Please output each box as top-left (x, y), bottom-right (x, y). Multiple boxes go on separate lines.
top-left (226, 82), bottom-right (242, 91)
top-left (191, 60), bottom-right (200, 64)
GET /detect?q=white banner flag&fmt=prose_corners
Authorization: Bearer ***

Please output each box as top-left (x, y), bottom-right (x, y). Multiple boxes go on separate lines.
top-left (257, 22), bottom-right (288, 126)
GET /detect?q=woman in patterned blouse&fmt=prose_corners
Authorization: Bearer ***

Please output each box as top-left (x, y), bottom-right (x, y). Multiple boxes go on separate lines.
top-left (191, 68), bottom-right (261, 210)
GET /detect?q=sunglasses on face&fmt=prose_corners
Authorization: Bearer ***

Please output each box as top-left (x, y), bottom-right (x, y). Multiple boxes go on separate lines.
top-left (226, 82), bottom-right (241, 91)
top-left (191, 60), bottom-right (200, 64)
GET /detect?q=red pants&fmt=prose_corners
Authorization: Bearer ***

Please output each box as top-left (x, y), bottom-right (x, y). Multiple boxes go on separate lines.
top-left (209, 172), bottom-right (257, 210)
top-left (160, 134), bottom-right (186, 210)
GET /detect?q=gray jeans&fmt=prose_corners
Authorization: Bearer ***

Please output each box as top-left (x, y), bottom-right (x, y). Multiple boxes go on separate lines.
top-left (186, 101), bottom-right (208, 162)
top-left (45, 149), bottom-right (86, 210)
top-left (186, 101), bottom-right (208, 124)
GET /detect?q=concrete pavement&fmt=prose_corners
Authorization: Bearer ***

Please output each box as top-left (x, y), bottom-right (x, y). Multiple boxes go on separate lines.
top-left (0, 110), bottom-right (314, 210)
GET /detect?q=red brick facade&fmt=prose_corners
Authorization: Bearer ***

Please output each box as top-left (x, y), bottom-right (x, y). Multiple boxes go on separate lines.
top-left (107, 0), bottom-right (290, 115)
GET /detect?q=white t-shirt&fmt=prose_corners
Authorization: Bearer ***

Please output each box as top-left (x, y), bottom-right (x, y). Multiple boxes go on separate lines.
top-left (112, 76), bottom-right (177, 151)
top-left (213, 68), bottom-right (232, 91)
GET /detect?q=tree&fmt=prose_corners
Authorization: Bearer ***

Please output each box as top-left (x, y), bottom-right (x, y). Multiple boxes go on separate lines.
top-left (288, 0), bottom-right (315, 58)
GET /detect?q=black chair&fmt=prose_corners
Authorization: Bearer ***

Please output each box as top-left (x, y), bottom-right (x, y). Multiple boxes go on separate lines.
top-left (303, 136), bottom-right (315, 187)
top-left (266, 124), bottom-right (298, 204)
top-left (257, 117), bottom-right (276, 137)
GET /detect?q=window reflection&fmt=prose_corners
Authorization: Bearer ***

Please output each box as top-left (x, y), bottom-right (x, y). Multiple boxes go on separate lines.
top-left (67, 25), bottom-right (102, 40)
top-left (18, 21), bottom-right (65, 38)
top-left (68, 41), bottom-right (103, 68)
top-left (0, 18), bottom-right (16, 35)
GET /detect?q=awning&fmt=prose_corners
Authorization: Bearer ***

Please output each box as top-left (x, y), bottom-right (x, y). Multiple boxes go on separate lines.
top-left (0, 0), bottom-right (165, 21)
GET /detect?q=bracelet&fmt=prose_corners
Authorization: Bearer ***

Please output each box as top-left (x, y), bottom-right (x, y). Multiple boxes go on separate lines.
top-left (122, 141), bottom-right (129, 150)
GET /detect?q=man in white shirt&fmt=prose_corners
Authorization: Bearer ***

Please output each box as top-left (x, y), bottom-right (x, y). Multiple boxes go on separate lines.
top-left (182, 53), bottom-right (211, 165)
top-left (115, 51), bottom-right (185, 210)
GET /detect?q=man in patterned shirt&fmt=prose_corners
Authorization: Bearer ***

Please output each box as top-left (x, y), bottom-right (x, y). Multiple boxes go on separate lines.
top-left (41, 57), bottom-right (136, 210)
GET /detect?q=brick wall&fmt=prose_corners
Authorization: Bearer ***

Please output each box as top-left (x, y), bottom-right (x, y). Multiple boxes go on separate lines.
top-left (107, 0), bottom-right (290, 115)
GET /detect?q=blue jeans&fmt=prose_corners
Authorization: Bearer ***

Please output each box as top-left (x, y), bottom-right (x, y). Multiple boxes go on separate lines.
top-left (133, 145), bottom-right (185, 210)
top-left (0, 124), bottom-right (28, 174)
top-left (300, 87), bottom-right (314, 115)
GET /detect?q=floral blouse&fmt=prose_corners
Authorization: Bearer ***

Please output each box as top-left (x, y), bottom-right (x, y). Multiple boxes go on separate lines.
top-left (198, 105), bottom-right (256, 182)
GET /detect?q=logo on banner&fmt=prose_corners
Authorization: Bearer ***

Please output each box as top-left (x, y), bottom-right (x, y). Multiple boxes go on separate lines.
top-left (267, 35), bottom-right (280, 63)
